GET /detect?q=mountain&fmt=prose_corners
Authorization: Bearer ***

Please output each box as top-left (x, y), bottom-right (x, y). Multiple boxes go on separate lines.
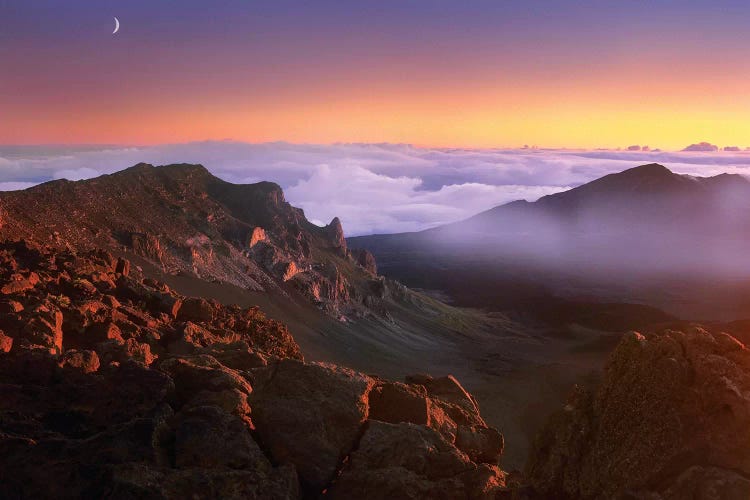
top-left (0, 163), bottom-right (495, 368)
top-left (349, 164), bottom-right (750, 319)
top-left (1, 161), bottom-right (744, 498)
top-left (0, 163), bottom-right (371, 316)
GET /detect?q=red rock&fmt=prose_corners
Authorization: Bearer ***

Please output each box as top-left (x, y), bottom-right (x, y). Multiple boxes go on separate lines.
top-left (176, 297), bottom-right (215, 322)
top-left (1, 272), bottom-right (39, 295)
top-left (455, 424), bottom-right (504, 465)
top-left (0, 331), bottom-right (13, 352)
top-left (59, 349), bottom-right (100, 373)
top-left (199, 340), bottom-right (268, 370)
top-left (328, 421), bottom-right (506, 499)
top-left (250, 359), bottom-right (375, 493)
top-left (247, 227), bottom-right (267, 248)
top-left (158, 355), bottom-right (253, 408)
top-left (23, 303), bottom-right (63, 354)
top-left (87, 321), bottom-right (124, 344)
top-left (167, 321), bottom-right (220, 354)
top-left (0, 300), bottom-right (24, 313)
top-left (149, 292), bottom-right (181, 318)
top-left (369, 381), bottom-right (430, 425)
top-left (124, 338), bottom-right (155, 365)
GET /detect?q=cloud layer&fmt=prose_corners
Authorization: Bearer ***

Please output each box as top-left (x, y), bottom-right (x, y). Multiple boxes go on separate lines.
top-left (1, 142), bottom-right (750, 235)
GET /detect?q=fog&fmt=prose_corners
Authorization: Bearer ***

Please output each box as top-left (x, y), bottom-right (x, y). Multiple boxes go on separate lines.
top-left (354, 166), bottom-right (750, 284)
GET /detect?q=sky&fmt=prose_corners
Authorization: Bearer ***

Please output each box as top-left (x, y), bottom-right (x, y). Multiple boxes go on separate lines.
top-left (3, 142), bottom-right (750, 235)
top-left (3, 0), bottom-right (750, 148)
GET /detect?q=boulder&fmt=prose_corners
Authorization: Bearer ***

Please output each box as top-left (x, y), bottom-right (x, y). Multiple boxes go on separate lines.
top-left (526, 328), bottom-right (750, 498)
top-left (328, 421), bottom-right (506, 500)
top-left (158, 355), bottom-right (252, 409)
top-left (369, 381), bottom-right (430, 425)
top-left (250, 359), bottom-right (375, 493)
top-left (59, 349), bottom-right (100, 373)
top-left (0, 330), bottom-right (12, 353)
top-left (177, 297), bottom-right (216, 322)
top-left (173, 405), bottom-right (266, 469)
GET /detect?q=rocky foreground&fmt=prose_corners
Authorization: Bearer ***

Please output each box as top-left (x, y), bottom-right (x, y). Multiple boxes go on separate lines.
top-left (0, 240), bottom-right (506, 499)
top-left (1, 236), bottom-right (749, 499)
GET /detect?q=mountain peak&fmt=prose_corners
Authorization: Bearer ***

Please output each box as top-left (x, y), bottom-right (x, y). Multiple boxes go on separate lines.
top-left (620, 163), bottom-right (672, 177)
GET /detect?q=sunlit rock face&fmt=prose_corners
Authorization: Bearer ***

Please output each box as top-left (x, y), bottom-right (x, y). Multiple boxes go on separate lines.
top-left (525, 327), bottom-right (750, 499)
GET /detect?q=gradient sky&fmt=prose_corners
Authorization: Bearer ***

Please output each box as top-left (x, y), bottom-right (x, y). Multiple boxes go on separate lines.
top-left (3, 0), bottom-right (750, 148)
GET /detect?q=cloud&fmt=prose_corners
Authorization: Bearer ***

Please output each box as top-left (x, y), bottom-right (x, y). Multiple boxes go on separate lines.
top-left (682, 142), bottom-right (719, 152)
top-left (1, 141), bottom-right (750, 235)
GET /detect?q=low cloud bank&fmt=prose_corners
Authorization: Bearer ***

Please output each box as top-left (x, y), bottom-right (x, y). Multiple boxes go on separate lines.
top-left (1, 142), bottom-right (749, 235)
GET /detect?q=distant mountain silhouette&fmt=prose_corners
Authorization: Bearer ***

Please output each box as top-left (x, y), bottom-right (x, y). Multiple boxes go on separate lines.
top-left (349, 163), bottom-right (750, 319)
top-left (460, 162), bottom-right (750, 232)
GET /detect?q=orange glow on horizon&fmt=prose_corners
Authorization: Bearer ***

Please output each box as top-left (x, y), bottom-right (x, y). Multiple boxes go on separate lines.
top-left (4, 56), bottom-right (750, 150)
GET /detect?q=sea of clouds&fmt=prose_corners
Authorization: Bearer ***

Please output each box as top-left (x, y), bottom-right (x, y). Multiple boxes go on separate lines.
top-left (1, 141), bottom-right (749, 235)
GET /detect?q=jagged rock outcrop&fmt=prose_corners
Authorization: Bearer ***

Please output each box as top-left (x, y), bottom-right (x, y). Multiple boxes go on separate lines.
top-left (351, 248), bottom-right (377, 275)
top-left (525, 327), bottom-right (750, 499)
top-left (0, 238), bottom-right (507, 499)
top-left (325, 217), bottom-right (347, 254)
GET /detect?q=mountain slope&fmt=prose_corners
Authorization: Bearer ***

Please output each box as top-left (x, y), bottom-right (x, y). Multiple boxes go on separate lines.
top-left (0, 163), bottom-right (515, 379)
top-left (348, 163), bottom-right (750, 319)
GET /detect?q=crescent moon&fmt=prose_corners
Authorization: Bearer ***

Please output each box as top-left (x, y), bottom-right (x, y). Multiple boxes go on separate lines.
top-left (112, 17), bottom-right (120, 35)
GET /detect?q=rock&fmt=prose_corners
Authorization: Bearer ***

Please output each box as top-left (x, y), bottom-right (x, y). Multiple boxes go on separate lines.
top-left (173, 405), bottom-right (266, 469)
top-left (199, 340), bottom-right (268, 371)
top-left (455, 425), bottom-right (504, 465)
top-left (152, 292), bottom-right (181, 318)
top-left (115, 257), bottom-right (130, 276)
top-left (166, 321), bottom-right (222, 354)
top-left (158, 355), bottom-right (253, 409)
top-left (280, 261), bottom-right (300, 281)
top-left (351, 248), bottom-right (377, 274)
top-left (328, 421), bottom-right (506, 499)
top-left (1, 272), bottom-right (39, 295)
top-left (131, 233), bottom-right (164, 263)
top-left (124, 338), bottom-right (155, 365)
top-left (0, 300), bottom-right (24, 313)
top-left (325, 217), bottom-right (347, 252)
top-left (250, 359), bottom-right (375, 493)
top-left (0, 330), bottom-right (13, 352)
top-left (369, 381), bottom-right (430, 425)
top-left (526, 328), bottom-right (750, 499)
top-left (248, 226), bottom-right (268, 248)
top-left (370, 381), bottom-right (503, 465)
top-left (421, 375), bottom-right (482, 417)
top-left (59, 349), bottom-right (100, 373)
top-left (176, 297), bottom-right (215, 322)
top-left (23, 302), bottom-right (63, 354)
top-left (86, 321), bottom-right (124, 344)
